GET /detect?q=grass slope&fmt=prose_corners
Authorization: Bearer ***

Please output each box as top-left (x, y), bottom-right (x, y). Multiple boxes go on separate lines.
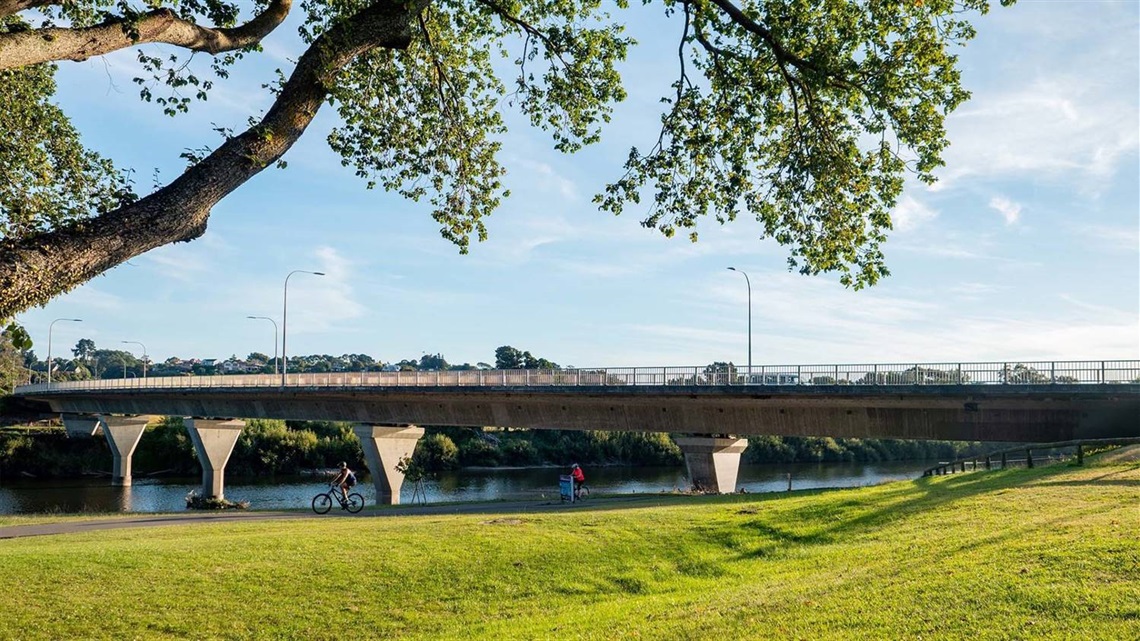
top-left (0, 459), bottom-right (1136, 640)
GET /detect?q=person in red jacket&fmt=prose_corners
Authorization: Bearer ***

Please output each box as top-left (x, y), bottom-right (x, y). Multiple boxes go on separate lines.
top-left (570, 463), bottom-right (586, 496)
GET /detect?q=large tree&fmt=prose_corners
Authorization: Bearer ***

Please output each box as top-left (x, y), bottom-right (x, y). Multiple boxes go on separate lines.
top-left (0, 0), bottom-right (1013, 320)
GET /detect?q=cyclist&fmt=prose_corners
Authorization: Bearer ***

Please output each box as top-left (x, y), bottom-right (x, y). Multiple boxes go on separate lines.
top-left (570, 463), bottom-right (585, 497)
top-left (330, 462), bottom-right (355, 503)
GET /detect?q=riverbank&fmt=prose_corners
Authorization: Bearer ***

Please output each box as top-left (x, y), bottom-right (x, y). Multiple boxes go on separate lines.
top-left (0, 452), bottom-right (1135, 639)
top-left (0, 460), bottom-right (934, 514)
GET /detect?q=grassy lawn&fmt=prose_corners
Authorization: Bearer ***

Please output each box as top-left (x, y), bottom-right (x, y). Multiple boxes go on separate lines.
top-left (0, 458), bottom-right (1136, 640)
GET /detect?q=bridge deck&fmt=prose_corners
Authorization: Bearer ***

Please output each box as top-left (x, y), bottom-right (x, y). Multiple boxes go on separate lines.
top-left (15, 373), bottom-right (1140, 444)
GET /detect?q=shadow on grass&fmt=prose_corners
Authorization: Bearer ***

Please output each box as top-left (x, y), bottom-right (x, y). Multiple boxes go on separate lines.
top-left (710, 464), bottom-right (1092, 558)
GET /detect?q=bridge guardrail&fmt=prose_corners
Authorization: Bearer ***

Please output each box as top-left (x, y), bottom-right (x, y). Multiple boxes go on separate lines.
top-left (13, 360), bottom-right (1140, 394)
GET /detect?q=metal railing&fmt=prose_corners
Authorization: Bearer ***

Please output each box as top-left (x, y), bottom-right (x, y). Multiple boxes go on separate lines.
top-left (13, 360), bottom-right (1140, 394)
top-left (922, 436), bottom-right (1140, 476)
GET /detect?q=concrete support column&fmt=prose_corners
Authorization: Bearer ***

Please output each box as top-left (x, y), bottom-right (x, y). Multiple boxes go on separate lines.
top-left (184, 419), bottom-right (245, 500)
top-left (60, 413), bottom-right (101, 438)
top-left (353, 425), bottom-right (425, 505)
top-left (675, 436), bottom-right (749, 494)
top-left (99, 415), bottom-right (150, 486)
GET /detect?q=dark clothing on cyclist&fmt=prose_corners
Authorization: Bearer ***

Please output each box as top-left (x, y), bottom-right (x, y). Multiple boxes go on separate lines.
top-left (331, 463), bottom-right (353, 501)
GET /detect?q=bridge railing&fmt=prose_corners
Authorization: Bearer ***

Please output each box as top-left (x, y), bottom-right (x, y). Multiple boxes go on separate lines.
top-left (13, 360), bottom-right (1140, 394)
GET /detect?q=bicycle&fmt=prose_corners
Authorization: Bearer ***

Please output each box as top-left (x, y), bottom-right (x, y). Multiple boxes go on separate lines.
top-left (574, 484), bottom-right (590, 501)
top-left (312, 485), bottom-right (364, 514)
top-left (559, 475), bottom-right (590, 503)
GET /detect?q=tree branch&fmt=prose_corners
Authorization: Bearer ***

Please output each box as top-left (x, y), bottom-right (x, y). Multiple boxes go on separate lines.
top-left (472, 0), bottom-right (573, 72)
top-left (0, 0), bottom-right (55, 19)
top-left (0, 0), bottom-right (429, 319)
top-left (705, 0), bottom-right (825, 77)
top-left (0, 0), bottom-right (292, 70)
top-left (705, 0), bottom-right (879, 107)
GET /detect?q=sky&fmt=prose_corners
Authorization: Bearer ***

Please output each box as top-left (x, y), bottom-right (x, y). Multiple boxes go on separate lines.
top-left (15, 0), bottom-right (1140, 369)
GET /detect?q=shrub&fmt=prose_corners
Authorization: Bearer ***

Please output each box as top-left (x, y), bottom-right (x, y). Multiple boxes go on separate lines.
top-left (416, 434), bottom-right (460, 471)
top-left (457, 436), bottom-right (498, 467)
top-left (501, 439), bottom-right (539, 466)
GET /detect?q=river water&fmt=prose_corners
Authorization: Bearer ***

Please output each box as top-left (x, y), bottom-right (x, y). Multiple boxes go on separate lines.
top-left (0, 461), bottom-right (933, 514)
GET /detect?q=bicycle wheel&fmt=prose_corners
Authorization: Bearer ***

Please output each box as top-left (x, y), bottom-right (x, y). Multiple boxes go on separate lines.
top-left (576, 486), bottom-right (590, 501)
top-left (346, 493), bottom-right (365, 513)
top-left (312, 493), bottom-right (333, 514)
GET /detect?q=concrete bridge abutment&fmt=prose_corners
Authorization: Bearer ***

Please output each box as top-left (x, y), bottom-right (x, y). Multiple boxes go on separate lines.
top-left (184, 419), bottom-right (245, 500)
top-left (98, 415), bottom-right (150, 486)
top-left (675, 436), bottom-right (749, 494)
top-left (60, 413), bottom-right (101, 438)
top-left (353, 425), bottom-right (425, 505)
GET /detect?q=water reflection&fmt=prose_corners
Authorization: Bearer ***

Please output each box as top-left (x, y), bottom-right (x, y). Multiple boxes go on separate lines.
top-left (0, 461), bottom-right (932, 515)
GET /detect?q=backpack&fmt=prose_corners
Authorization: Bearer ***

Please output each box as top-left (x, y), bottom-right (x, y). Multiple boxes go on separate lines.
top-left (346, 471), bottom-right (357, 487)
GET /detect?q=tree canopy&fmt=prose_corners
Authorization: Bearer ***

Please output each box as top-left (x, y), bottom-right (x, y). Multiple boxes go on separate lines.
top-left (0, 0), bottom-right (1013, 320)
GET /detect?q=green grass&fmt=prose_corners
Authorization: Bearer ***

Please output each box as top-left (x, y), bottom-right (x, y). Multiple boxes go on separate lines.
top-left (0, 459), bottom-right (1136, 640)
top-left (0, 512), bottom-right (151, 527)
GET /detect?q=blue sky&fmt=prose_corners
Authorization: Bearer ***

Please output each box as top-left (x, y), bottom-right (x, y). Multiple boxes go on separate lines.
top-left (17, 0), bottom-right (1140, 368)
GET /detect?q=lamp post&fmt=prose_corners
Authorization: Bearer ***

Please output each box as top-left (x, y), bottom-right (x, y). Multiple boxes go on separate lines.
top-left (727, 267), bottom-right (752, 378)
top-left (121, 340), bottom-right (148, 380)
top-left (282, 270), bottom-right (325, 386)
top-left (47, 318), bottom-right (82, 387)
top-left (247, 316), bottom-right (279, 375)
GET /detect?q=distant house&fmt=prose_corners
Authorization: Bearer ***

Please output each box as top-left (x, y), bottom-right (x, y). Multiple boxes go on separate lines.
top-left (221, 358), bottom-right (258, 373)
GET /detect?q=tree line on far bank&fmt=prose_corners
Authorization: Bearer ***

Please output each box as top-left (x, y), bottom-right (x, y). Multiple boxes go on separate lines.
top-left (3, 335), bottom-right (562, 389)
top-left (0, 419), bottom-right (994, 480)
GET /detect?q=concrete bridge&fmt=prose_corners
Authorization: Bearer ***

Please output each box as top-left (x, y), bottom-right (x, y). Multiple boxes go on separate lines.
top-left (13, 360), bottom-right (1139, 504)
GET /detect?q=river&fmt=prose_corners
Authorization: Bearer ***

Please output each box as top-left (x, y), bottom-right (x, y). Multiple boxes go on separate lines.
top-left (0, 461), bottom-right (936, 514)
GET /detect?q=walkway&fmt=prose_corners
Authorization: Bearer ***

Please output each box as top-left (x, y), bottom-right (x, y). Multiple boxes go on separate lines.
top-left (0, 495), bottom-right (654, 540)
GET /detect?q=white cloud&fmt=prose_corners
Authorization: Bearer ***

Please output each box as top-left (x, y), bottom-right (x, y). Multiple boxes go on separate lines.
top-left (947, 282), bottom-right (1007, 299)
top-left (1072, 223), bottom-right (1140, 253)
top-left (938, 76), bottom-right (1138, 192)
top-left (141, 244), bottom-right (212, 282)
top-left (891, 195), bottom-right (938, 232)
top-left (286, 246), bottom-right (367, 333)
top-left (515, 159), bottom-right (578, 200)
top-left (56, 286), bottom-right (124, 312)
top-left (989, 196), bottom-right (1022, 225)
top-left (643, 270), bottom-right (1140, 367)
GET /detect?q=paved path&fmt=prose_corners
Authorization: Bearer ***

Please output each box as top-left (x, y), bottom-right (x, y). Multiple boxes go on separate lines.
top-left (0, 495), bottom-right (658, 540)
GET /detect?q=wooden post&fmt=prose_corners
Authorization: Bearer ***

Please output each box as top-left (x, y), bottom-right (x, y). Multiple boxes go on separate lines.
top-left (1001, 452), bottom-right (1007, 469)
top-left (1077, 444), bottom-right (1084, 466)
top-left (787, 473), bottom-right (792, 492)
top-left (985, 456), bottom-right (991, 470)
top-left (1026, 449), bottom-right (1034, 469)
top-left (960, 461), bottom-right (966, 473)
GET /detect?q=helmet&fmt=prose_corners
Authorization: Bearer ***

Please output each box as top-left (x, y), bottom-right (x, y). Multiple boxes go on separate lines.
top-left (571, 463), bottom-right (579, 469)
top-left (340, 462), bottom-right (347, 469)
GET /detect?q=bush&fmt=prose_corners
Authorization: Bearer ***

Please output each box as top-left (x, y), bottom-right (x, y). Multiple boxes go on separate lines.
top-left (416, 434), bottom-right (460, 471)
top-left (501, 439), bottom-right (539, 466)
top-left (134, 417), bottom-right (197, 475)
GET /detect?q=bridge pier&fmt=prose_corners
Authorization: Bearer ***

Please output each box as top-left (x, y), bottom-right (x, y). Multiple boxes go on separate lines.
top-left (99, 415), bottom-right (150, 486)
top-left (353, 425), bottom-right (424, 505)
top-left (675, 436), bottom-right (749, 494)
top-left (60, 413), bottom-right (101, 438)
top-left (184, 419), bottom-right (245, 500)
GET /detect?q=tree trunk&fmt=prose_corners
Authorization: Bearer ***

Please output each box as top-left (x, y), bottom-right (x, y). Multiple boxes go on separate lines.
top-left (0, 0), bottom-right (427, 320)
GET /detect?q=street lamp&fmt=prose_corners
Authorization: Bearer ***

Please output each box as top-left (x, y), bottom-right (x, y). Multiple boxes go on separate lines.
top-left (246, 316), bottom-right (279, 375)
top-left (282, 270), bottom-right (325, 386)
top-left (47, 318), bottom-right (82, 387)
top-left (727, 267), bottom-right (752, 378)
top-left (121, 341), bottom-right (148, 380)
